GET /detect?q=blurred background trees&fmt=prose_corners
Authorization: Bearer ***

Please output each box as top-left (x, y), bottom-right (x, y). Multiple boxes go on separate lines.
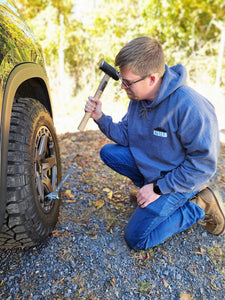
top-left (16, 0), bottom-right (225, 133)
top-left (17, 0), bottom-right (225, 89)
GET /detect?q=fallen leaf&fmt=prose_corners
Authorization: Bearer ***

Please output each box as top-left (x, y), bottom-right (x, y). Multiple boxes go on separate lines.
top-left (65, 199), bottom-right (76, 203)
top-left (145, 253), bottom-right (150, 260)
top-left (114, 194), bottom-right (122, 198)
top-left (64, 189), bottom-right (75, 199)
top-left (163, 278), bottom-right (171, 290)
top-left (94, 200), bottom-right (105, 209)
top-left (65, 189), bottom-right (71, 197)
top-left (106, 250), bottom-right (116, 256)
top-left (86, 172), bottom-right (93, 177)
top-left (52, 230), bottom-right (65, 237)
top-left (180, 293), bottom-right (194, 300)
top-left (110, 277), bottom-right (115, 287)
top-left (107, 190), bottom-right (113, 200)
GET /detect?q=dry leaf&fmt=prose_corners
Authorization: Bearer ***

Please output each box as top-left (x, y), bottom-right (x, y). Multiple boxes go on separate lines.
top-left (106, 250), bottom-right (116, 256)
top-left (180, 293), bottom-right (193, 300)
top-left (64, 189), bottom-right (75, 199)
top-left (65, 199), bottom-right (76, 203)
top-left (94, 200), bottom-right (105, 209)
top-left (65, 189), bottom-right (71, 197)
top-left (86, 172), bottom-right (93, 177)
top-left (110, 277), bottom-right (115, 287)
top-left (114, 194), bottom-right (122, 198)
top-left (163, 278), bottom-right (171, 290)
top-left (107, 190), bottom-right (113, 200)
top-left (52, 230), bottom-right (65, 237)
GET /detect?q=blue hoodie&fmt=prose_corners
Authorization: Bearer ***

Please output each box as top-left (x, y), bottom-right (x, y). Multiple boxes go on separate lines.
top-left (96, 64), bottom-right (220, 194)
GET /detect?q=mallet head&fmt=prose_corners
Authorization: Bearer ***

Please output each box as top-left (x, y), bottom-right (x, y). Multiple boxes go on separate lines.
top-left (99, 61), bottom-right (120, 81)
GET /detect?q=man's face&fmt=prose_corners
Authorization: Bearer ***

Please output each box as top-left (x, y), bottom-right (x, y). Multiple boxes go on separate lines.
top-left (119, 67), bottom-right (153, 101)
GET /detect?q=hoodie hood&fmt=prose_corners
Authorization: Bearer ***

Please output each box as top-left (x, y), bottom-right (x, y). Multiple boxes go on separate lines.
top-left (150, 64), bottom-right (187, 108)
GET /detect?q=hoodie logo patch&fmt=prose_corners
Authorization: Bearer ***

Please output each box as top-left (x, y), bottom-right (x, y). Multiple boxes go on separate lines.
top-left (153, 127), bottom-right (168, 138)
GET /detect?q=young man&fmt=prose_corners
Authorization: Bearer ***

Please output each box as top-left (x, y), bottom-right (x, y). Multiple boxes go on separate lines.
top-left (85, 36), bottom-right (225, 250)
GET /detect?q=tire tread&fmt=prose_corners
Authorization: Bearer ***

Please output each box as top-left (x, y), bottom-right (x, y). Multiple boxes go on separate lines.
top-left (0, 98), bottom-right (61, 248)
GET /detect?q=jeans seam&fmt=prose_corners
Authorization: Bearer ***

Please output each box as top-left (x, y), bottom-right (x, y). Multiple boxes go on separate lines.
top-left (107, 161), bottom-right (141, 172)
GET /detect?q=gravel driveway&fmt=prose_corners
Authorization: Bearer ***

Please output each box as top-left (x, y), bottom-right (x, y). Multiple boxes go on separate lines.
top-left (0, 130), bottom-right (224, 300)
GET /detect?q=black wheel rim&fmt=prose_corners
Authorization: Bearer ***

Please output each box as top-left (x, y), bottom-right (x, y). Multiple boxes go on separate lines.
top-left (34, 126), bottom-right (58, 212)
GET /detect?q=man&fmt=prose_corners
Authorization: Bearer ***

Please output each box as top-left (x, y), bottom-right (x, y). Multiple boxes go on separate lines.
top-left (85, 36), bottom-right (225, 250)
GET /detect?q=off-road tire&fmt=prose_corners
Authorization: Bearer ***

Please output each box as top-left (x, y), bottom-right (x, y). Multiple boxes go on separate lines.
top-left (0, 98), bottom-right (61, 248)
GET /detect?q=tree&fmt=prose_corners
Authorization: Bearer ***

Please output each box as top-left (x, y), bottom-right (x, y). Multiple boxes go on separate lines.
top-left (16, 0), bottom-right (225, 91)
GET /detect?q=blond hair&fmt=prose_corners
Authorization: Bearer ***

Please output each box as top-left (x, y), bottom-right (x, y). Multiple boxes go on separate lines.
top-left (115, 36), bottom-right (165, 77)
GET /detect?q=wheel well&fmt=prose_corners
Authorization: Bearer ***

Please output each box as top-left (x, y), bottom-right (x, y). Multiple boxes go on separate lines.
top-left (15, 77), bottom-right (53, 116)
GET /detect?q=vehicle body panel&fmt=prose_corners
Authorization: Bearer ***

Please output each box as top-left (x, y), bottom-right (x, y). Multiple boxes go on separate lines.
top-left (0, 0), bottom-right (53, 229)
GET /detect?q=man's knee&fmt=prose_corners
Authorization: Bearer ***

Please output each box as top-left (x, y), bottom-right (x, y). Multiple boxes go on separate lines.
top-left (124, 226), bottom-right (146, 250)
top-left (100, 144), bottom-right (112, 161)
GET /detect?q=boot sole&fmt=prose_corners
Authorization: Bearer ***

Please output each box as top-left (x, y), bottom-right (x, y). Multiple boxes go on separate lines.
top-left (207, 187), bottom-right (225, 235)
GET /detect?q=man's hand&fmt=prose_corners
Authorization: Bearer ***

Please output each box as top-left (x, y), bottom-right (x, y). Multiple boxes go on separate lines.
top-left (85, 96), bottom-right (103, 121)
top-left (137, 183), bottom-right (160, 208)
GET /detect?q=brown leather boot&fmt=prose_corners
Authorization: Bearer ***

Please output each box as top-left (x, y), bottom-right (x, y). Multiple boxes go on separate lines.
top-left (191, 187), bottom-right (225, 235)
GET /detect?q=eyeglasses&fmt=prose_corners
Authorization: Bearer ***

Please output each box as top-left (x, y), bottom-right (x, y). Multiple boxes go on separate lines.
top-left (120, 74), bottom-right (151, 88)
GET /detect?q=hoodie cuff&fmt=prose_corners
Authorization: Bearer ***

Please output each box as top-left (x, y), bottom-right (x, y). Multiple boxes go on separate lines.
top-left (94, 113), bottom-right (106, 125)
top-left (157, 178), bottom-right (171, 194)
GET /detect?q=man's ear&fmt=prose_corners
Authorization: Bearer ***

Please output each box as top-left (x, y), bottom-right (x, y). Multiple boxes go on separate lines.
top-left (149, 74), bottom-right (160, 86)
top-left (149, 74), bottom-right (156, 85)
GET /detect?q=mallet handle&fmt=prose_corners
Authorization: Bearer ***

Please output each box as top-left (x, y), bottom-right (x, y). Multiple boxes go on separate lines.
top-left (77, 74), bottom-right (110, 131)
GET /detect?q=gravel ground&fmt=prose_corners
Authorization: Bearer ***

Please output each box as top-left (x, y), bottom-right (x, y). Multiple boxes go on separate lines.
top-left (0, 130), bottom-right (225, 300)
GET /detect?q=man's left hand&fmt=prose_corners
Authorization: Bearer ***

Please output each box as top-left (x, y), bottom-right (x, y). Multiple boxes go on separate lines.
top-left (137, 184), bottom-right (160, 208)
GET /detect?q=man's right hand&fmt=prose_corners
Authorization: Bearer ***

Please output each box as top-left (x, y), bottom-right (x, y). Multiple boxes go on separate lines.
top-left (85, 96), bottom-right (103, 121)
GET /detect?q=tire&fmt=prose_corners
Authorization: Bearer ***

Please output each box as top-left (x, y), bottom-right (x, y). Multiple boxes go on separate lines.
top-left (0, 98), bottom-right (61, 248)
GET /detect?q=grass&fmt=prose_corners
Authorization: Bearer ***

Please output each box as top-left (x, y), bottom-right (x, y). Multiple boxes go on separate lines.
top-left (206, 243), bottom-right (225, 273)
top-left (137, 280), bottom-right (152, 295)
top-left (131, 248), bottom-right (156, 266)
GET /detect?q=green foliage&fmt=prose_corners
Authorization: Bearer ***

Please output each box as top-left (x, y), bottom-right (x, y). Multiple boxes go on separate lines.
top-left (18, 0), bottom-right (73, 20)
top-left (142, 0), bottom-right (224, 62)
top-left (16, 0), bottom-right (225, 92)
top-left (137, 280), bottom-right (152, 295)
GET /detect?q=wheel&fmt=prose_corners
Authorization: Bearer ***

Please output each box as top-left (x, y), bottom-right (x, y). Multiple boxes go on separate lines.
top-left (0, 98), bottom-right (61, 248)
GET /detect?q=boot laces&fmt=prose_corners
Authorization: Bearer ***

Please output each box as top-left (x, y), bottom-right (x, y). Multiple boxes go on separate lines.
top-left (204, 214), bottom-right (218, 225)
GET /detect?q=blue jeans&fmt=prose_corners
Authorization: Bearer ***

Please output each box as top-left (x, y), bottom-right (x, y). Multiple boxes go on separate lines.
top-left (100, 144), bottom-right (205, 250)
